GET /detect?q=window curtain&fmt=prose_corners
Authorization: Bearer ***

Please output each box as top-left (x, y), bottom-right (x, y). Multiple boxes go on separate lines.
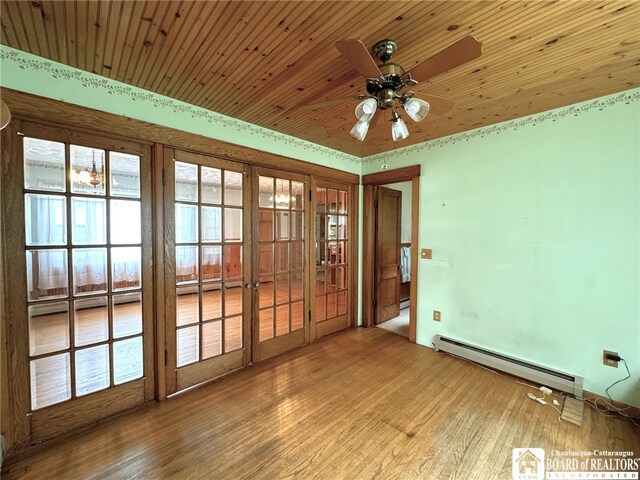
top-left (28, 196), bottom-right (141, 293)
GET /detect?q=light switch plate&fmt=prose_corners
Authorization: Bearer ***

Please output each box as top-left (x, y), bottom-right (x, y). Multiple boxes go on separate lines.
top-left (421, 249), bottom-right (432, 259)
top-left (433, 310), bottom-right (441, 322)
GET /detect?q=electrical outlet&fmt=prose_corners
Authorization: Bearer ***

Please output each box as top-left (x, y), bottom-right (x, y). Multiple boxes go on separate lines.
top-left (603, 350), bottom-right (619, 368)
top-left (421, 249), bottom-right (432, 259)
top-left (433, 310), bottom-right (441, 322)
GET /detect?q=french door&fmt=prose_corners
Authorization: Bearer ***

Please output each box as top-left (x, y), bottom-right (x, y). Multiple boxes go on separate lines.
top-left (3, 120), bottom-right (154, 445)
top-left (164, 149), bottom-right (251, 394)
top-left (312, 179), bottom-right (353, 338)
top-left (252, 168), bottom-right (310, 361)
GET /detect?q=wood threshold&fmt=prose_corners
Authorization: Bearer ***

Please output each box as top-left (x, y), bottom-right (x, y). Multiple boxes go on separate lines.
top-left (315, 315), bottom-right (349, 338)
top-left (176, 350), bottom-right (245, 392)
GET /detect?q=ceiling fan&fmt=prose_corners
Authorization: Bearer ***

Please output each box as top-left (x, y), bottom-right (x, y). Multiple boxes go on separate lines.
top-left (303, 36), bottom-right (483, 142)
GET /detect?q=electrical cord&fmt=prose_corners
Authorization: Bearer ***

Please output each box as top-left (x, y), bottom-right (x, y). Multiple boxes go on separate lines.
top-left (433, 345), bottom-right (639, 427)
top-left (583, 358), bottom-right (639, 428)
top-left (605, 358), bottom-right (631, 408)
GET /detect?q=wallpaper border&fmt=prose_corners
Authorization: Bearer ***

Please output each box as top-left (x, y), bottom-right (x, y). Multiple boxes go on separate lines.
top-left (363, 88), bottom-right (640, 165)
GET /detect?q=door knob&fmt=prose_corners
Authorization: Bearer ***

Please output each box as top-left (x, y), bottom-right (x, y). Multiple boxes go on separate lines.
top-left (245, 283), bottom-right (251, 289)
top-left (254, 282), bottom-right (260, 288)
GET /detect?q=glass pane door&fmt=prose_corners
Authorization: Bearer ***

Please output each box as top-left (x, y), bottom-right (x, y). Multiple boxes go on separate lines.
top-left (166, 150), bottom-right (249, 393)
top-left (314, 181), bottom-right (351, 338)
top-left (253, 169), bottom-right (309, 361)
top-left (20, 131), bottom-right (152, 443)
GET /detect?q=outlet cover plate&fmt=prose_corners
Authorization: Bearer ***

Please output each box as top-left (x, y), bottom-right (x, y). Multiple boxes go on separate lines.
top-left (603, 350), bottom-right (619, 368)
top-left (421, 249), bottom-right (432, 260)
top-left (433, 310), bottom-right (441, 322)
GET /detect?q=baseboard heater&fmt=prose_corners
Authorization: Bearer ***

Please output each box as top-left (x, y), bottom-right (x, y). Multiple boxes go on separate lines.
top-left (433, 335), bottom-right (583, 397)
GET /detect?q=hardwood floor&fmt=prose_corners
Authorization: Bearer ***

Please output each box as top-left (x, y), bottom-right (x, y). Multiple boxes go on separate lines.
top-left (4, 328), bottom-right (638, 479)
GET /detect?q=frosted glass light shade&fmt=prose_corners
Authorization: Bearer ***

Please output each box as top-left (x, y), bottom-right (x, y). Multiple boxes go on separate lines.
top-left (355, 98), bottom-right (377, 122)
top-left (391, 116), bottom-right (409, 142)
top-left (350, 119), bottom-right (370, 141)
top-left (403, 98), bottom-right (430, 122)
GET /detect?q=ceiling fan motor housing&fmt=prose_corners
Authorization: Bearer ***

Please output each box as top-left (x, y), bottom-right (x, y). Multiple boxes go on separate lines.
top-left (366, 62), bottom-right (408, 109)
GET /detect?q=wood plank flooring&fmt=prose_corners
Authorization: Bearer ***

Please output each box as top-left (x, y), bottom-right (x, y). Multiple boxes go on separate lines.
top-left (4, 327), bottom-right (639, 479)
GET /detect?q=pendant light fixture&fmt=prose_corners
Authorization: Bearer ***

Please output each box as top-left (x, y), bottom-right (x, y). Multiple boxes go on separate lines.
top-left (72, 149), bottom-right (105, 189)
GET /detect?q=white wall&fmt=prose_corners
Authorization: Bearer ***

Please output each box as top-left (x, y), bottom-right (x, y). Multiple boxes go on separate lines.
top-left (382, 181), bottom-right (412, 244)
top-left (362, 89), bottom-right (640, 407)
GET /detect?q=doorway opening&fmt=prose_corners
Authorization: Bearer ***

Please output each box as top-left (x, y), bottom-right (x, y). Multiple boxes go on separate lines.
top-left (376, 181), bottom-right (412, 338)
top-left (361, 165), bottom-right (420, 343)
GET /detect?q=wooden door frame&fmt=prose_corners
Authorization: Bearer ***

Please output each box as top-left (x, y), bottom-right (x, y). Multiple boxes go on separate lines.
top-left (361, 165), bottom-right (420, 343)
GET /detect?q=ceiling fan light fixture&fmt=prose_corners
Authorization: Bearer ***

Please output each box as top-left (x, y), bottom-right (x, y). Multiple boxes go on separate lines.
top-left (391, 111), bottom-right (409, 142)
top-left (355, 98), bottom-right (377, 122)
top-left (350, 118), bottom-right (370, 141)
top-left (403, 98), bottom-right (430, 122)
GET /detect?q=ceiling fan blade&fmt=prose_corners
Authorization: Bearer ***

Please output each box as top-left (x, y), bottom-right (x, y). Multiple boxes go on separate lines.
top-left (336, 39), bottom-right (382, 79)
top-left (416, 94), bottom-right (455, 116)
top-left (301, 95), bottom-right (363, 110)
top-left (407, 36), bottom-right (482, 82)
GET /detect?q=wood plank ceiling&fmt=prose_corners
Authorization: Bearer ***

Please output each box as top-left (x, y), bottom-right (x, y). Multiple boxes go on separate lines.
top-left (1, 1), bottom-right (639, 157)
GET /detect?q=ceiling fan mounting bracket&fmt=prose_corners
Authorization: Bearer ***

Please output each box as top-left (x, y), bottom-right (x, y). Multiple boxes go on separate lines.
top-left (372, 39), bottom-right (398, 63)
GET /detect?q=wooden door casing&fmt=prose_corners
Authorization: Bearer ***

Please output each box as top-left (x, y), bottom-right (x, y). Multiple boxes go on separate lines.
top-left (375, 187), bottom-right (401, 324)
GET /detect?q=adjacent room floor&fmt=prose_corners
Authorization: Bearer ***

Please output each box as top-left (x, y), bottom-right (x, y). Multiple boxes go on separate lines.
top-left (3, 328), bottom-right (638, 479)
top-left (377, 307), bottom-right (410, 338)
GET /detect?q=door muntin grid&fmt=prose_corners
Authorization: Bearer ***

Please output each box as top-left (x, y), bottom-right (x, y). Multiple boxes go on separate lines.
top-left (174, 161), bottom-right (244, 367)
top-left (23, 136), bottom-right (145, 411)
top-left (315, 187), bottom-right (348, 322)
top-left (258, 176), bottom-right (305, 341)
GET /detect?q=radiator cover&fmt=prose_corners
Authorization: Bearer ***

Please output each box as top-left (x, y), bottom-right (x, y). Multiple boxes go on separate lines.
top-left (433, 335), bottom-right (583, 397)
